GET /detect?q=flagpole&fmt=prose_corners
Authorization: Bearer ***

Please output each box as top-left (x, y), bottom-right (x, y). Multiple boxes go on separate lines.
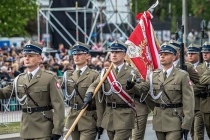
top-left (64, 63), bottom-right (113, 140)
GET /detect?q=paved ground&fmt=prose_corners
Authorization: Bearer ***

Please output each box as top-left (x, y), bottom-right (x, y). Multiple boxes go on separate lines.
top-left (1, 123), bottom-right (209, 140)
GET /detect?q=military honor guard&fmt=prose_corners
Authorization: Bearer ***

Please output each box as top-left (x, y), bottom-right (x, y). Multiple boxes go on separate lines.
top-left (0, 40), bottom-right (65, 140)
top-left (63, 42), bottom-right (104, 140)
top-left (137, 42), bottom-right (194, 140)
top-left (197, 42), bottom-right (210, 138)
top-left (82, 40), bottom-right (139, 140)
top-left (187, 43), bottom-right (205, 140)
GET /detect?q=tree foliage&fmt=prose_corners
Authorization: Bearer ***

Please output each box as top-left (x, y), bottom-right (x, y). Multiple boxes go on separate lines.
top-left (191, 0), bottom-right (210, 21)
top-left (0, 0), bottom-right (37, 37)
top-left (132, 0), bottom-right (209, 20)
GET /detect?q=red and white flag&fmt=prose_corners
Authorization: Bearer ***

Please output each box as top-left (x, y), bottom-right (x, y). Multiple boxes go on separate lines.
top-left (126, 11), bottom-right (161, 79)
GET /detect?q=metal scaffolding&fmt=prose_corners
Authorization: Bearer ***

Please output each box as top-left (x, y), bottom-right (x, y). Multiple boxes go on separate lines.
top-left (37, 0), bottom-right (135, 48)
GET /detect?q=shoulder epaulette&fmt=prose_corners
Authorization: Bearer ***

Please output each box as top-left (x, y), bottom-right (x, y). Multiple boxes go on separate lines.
top-left (185, 62), bottom-right (193, 66)
top-left (90, 69), bottom-right (99, 74)
top-left (153, 69), bottom-right (161, 73)
top-left (176, 68), bottom-right (188, 74)
top-left (18, 72), bottom-right (26, 77)
top-left (43, 70), bottom-right (56, 76)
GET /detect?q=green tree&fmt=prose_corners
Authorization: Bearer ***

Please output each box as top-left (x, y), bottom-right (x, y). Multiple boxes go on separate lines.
top-left (0, 0), bottom-right (37, 37)
top-left (191, 0), bottom-right (210, 21)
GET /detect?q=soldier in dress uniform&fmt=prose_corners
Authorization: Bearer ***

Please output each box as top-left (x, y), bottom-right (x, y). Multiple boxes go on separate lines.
top-left (137, 42), bottom-right (194, 140)
top-left (82, 40), bottom-right (140, 140)
top-left (169, 40), bottom-right (199, 85)
top-left (197, 42), bottom-right (210, 138)
top-left (63, 42), bottom-right (104, 140)
top-left (0, 40), bottom-right (65, 140)
top-left (187, 43), bottom-right (205, 140)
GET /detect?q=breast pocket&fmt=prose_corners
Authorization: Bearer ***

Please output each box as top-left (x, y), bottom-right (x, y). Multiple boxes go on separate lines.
top-left (167, 85), bottom-right (181, 99)
top-left (34, 86), bottom-right (48, 100)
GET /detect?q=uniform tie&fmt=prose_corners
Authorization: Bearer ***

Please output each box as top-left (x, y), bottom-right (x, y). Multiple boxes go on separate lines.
top-left (207, 63), bottom-right (210, 68)
top-left (28, 73), bottom-right (33, 82)
top-left (163, 71), bottom-right (167, 81)
top-left (115, 67), bottom-right (119, 75)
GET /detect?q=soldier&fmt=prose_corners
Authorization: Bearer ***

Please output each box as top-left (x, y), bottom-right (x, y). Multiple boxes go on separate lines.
top-left (82, 40), bottom-right (139, 140)
top-left (137, 42), bottom-right (194, 140)
top-left (0, 40), bottom-right (64, 140)
top-left (169, 40), bottom-right (199, 84)
top-left (187, 43), bottom-right (205, 140)
top-left (197, 42), bottom-right (210, 138)
top-left (63, 42), bottom-right (104, 140)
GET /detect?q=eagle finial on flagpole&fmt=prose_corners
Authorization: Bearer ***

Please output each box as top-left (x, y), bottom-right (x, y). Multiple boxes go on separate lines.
top-left (148, 0), bottom-right (159, 13)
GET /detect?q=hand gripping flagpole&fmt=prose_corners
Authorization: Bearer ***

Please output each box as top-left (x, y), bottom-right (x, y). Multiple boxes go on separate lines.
top-left (64, 63), bottom-right (113, 140)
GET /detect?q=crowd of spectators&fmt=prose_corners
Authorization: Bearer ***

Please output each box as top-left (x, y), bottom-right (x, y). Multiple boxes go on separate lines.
top-left (0, 41), bottom-right (111, 87)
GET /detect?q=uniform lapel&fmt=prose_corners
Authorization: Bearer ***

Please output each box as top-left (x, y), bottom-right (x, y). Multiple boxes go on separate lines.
top-left (23, 73), bottom-right (30, 86)
top-left (76, 67), bottom-right (90, 84)
top-left (163, 67), bottom-right (175, 85)
top-left (203, 63), bottom-right (207, 73)
top-left (158, 71), bottom-right (164, 83)
top-left (28, 69), bottom-right (42, 87)
top-left (71, 70), bottom-right (78, 83)
top-left (116, 64), bottom-right (126, 80)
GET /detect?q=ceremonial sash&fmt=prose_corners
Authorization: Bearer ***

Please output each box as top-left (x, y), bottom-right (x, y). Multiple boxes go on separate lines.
top-left (107, 70), bottom-right (136, 110)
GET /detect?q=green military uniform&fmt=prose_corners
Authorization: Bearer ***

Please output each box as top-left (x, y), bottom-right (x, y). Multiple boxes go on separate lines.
top-left (0, 41), bottom-right (64, 140)
top-left (187, 43), bottom-right (204, 140)
top-left (86, 41), bottom-right (139, 140)
top-left (196, 42), bottom-right (210, 138)
top-left (64, 42), bottom-right (103, 140)
top-left (64, 67), bottom-right (103, 140)
top-left (199, 67), bottom-right (210, 138)
top-left (139, 68), bottom-right (194, 140)
top-left (87, 63), bottom-right (139, 140)
top-left (137, 42), bottom-right (194, 140)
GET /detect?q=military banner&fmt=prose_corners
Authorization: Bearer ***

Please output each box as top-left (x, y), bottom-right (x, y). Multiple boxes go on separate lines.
top-left (125, 11), bottom-right (160, 79)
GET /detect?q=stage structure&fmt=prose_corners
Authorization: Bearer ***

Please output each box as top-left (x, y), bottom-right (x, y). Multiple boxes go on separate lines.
top-left (37, 0), bottom-right (135, 49)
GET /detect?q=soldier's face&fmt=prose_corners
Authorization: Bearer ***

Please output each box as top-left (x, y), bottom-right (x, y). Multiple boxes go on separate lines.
top-left (73, 53), bottom-right (89, 66)
top-left (187, 53), bottom-right (199, 63)
top-left (203, 52), bottom-right (210, 62)
top-left (23, 54), bottom-right (42, 69)
top-left (110, 51), bottom-right (126, 65)
top-left (160, 52), bottom-right (175, 66)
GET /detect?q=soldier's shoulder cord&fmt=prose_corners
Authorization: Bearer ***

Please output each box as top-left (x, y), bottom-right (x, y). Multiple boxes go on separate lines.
top-left (18, 72), bottom-right (26, 77)
top-left (153, 69), bottom-right (161, 73)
